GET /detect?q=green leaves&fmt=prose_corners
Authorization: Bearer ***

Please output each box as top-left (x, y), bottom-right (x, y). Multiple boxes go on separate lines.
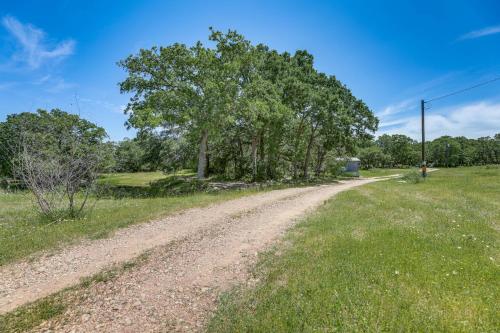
top-left (118, 28), bottom-right (379, 180)
top-left (0, 109), bottom-right (108, 177)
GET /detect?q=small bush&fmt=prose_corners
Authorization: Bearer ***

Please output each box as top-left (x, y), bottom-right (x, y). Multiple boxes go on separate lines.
top-left (401, 170), bottom-right (423, 184)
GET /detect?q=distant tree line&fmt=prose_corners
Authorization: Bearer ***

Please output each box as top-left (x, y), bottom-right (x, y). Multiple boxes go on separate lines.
top-left (105, 130), bottom-right (192, 173)
top-left (358, 133), bottom-right (500, 169)
top-left (1, 111), bottom-right (498, 187)
top-left (107, 131), bottom-right (500, 173)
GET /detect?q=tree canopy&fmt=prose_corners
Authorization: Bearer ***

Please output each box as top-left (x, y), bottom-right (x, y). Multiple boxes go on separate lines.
top-left (0, 109), bottom-right (107, 177)
top-left (3, 30), bottom-right (496, 181)
top-left (119, 28), bottom-right (378, 180)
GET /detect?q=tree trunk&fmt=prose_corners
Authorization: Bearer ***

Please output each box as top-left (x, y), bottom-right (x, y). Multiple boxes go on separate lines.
top-left (251, 136), bottom-right (259, 181)
top-left (68, 192), bottom-right (75, 215)
top-left (206, 142), bottom-right (210, 177)
top-left (303, 128), bottom-right (316, 179)
top-left (315, 148), bottom-right (325, 177)
top-left (197, 129), bottom-right (208, 179)
top-left (259, 131), bottom-right (265, 178)
top-left (237, 137), bottom-right (244, 178)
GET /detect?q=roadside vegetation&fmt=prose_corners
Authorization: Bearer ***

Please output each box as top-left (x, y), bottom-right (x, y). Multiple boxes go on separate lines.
top-left (0, 169), bottom-right (347, 266)
top-left (208, 167), bottom-right (499, 332)
top-left (0, 252), bottom-right (152, 333)
top-left (0, 173), bottom-right (272, 266)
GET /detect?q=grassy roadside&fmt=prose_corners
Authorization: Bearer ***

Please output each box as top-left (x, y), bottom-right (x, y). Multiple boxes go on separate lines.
top-left (208, 167), bottom-right (500, 332)
top-left (0, 251), bottom-right (153, 333)
top-left (0, 171), bottom-right (345, 266)
top-left (0, 185), bottom-right (281, 266)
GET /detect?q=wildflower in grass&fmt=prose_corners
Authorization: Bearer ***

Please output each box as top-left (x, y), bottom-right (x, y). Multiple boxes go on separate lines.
top-left (394, 270), bottom-right (400, 275)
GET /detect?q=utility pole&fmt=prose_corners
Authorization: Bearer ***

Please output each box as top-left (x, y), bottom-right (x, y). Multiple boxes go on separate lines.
top-left (421, 99), bottom-right (425, 163)
top-left (421, 99), bottom-right (427, 178)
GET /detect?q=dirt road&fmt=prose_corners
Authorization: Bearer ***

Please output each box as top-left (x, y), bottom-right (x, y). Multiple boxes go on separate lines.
top-left (0, 178), bottom-right (384, 332)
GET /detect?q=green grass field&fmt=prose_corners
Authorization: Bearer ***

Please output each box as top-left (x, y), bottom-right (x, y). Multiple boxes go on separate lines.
top-left (208, 167), bottom-right (500, 332)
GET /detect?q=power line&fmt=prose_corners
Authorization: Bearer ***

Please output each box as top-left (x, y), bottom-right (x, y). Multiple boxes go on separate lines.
top-left (420, 74), bottom-right (500, 170)
top-left (425, 75), bottom-right (500, 103)
top-left (73, 92), bottom-right (81, 116)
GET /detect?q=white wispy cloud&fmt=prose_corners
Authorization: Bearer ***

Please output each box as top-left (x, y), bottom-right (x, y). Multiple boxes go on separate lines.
top-left (79, 98), bottom-right (125, 114)
top-left (458, 24), bottom-right (500, 41)
top-left (377, 98), bottom-right (416, 118)
top-left (44, 77), bottom-right (76, 93)
top-left (32, 74), bottom-right (51, 85)
top-left (0, 82), bottom-right (17, 91)
top-left (2, 15), bottom-right (75, 68)
top-left (377, 101), bottom-right (500, 140)
top-left (375, 73), bottom-right (460, 122)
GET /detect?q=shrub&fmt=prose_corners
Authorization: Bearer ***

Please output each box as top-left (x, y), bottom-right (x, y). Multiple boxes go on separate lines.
top-left (401, 170), bottom-right (423, 184)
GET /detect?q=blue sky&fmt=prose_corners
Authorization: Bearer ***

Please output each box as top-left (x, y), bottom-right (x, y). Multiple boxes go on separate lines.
top-left (1, 0), bottom-right (499, 141)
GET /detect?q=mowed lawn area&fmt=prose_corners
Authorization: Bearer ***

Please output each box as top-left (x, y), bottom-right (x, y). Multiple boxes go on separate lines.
top-left (209, 166), bottom-right (500, 332)
top-left (0, 171), bottom-right (260, 266)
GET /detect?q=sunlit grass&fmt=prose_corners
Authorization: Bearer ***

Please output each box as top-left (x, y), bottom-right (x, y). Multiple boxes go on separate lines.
top-left (97, 169), bottom-right (195, 187)
top-left (0, 171), bottom-right (260, 266)
top-left (208, 167), bottom-right (500, 332)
